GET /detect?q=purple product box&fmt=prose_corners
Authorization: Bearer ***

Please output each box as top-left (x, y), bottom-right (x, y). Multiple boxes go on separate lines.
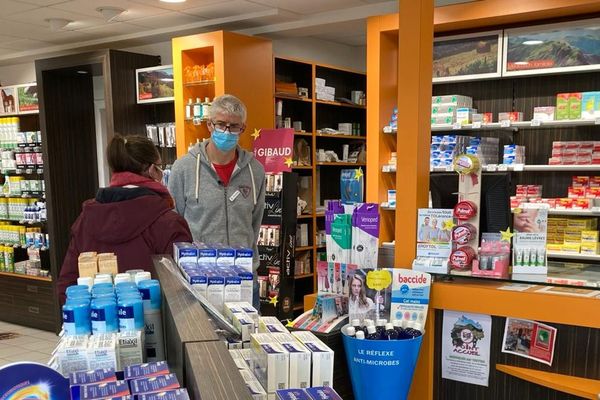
top-left (276, 389), bottom-right (311, 399)
top-left (124, 361), bottom-right (170, 380)
top-left (129, 373), bottom-right (180, 396)
top-left (135, 388), bottom-right (190, 400)
top-left (70, 368), bottom-right (117, 385)
top-left (80, 380), bottom-right (130, 400)
top-left (305, 387), bottom-right (343, 400)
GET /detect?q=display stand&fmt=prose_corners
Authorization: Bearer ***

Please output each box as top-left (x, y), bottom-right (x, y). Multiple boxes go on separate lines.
top-left (258, 172), bottom-right (298, 320)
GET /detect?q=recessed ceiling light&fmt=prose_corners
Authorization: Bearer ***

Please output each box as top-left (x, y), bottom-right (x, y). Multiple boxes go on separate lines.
top-left (523, 40), bottom-right (544, 45)
top-left (45, 18), bottom-right (72, 31)
top-left (96, 6), bottom-right (126, 22)
top-left (160, 0), bottom-right (186, 3)
top-left (77, 70), bottom-right (88, 74)
top-left (514, 61), bottom-right (530, 65)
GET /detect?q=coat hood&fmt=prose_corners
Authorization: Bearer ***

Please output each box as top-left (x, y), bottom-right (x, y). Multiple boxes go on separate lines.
top-left (78, 188), bottom-right (171, 244)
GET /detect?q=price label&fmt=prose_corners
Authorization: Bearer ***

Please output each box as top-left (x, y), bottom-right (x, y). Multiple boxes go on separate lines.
top-left (452, 122), bottom-right (462, 130)
top-left (500, 120), bottom-right (511, 128)
top-left (595, 117), bottom-right (600, 125)
top-left (445, 165), bottom-right (454, 172)
top-left (485, 164), bottom-right (498, 172)
top-left (472, 122), bottom-right (482, 129)
top-left (513, 163), bottom-right (524, 171)
top-left (498, 164), bottom-right (509, 171)
top-left (531, 119), bottom-right (541, 127)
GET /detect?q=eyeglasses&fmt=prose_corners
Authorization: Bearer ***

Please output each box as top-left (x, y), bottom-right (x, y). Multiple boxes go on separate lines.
top-left (210, 120), bottom-right (244, 134)
top-left (153, 163), bottom-right (163, 173)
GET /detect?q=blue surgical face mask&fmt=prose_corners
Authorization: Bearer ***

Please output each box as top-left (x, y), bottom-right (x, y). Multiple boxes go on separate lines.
top-left (211, 129), bottom-right (239, 152)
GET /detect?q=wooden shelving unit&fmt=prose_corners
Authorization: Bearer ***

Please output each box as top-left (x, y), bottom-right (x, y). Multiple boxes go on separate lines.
top-left (274, 56), bottom-right (366, 310)
top-left (172, 31), bottom-right (274, 156)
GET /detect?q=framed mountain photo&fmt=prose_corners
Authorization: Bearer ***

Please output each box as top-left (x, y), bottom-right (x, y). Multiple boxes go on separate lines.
top-left (503, 18), bottom-right (600, 76)
top-left (433, 31), bottom-right (503, 83)
top-left (136, 65), bottom-right (174, 104)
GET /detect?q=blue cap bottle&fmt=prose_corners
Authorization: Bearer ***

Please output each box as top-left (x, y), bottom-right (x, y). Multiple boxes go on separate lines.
top-left (66, 285), bottom-right (90, 296)
top-left (62, 298), bottom-right (91, 336)
top-left (117, 297), bottom-right (144, 331)
top-left (90, 299), bottom-right (118, 334)
top-left (137, 279), bottom-right (161, 312)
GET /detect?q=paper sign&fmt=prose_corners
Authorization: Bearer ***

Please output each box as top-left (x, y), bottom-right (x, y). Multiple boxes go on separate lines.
top-left (390, 269), bottom-right (431, 325)
top-left (442, 311), bottom-right (491, 387)
top-left (500, 120), bottom-right (511, 128)
top-left (416, 209), bottom-right (453, 258)
top-left (253, 128), bottom-right (294, 173)
top-left (367, 270), bottom-right (392, 291)
top-left (472, 122), bottom-right (482, 129)
top-left (502, 317), bottom-right (557, 366)
top-left (0, 362), bottom-right (69, 398)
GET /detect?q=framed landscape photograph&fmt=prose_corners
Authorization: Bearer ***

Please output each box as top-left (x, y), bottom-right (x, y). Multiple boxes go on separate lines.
top-left (433, 31), bottom-right (503, 83)
top-left (16, 84), bottom-right (38, 114)
top-left (136, 65), bottom-right (175, 104)
top-left (503, 18), bottom-right (600, 76)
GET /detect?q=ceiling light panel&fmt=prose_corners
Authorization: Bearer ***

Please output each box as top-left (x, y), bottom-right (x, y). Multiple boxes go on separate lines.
top-left (129, 0), bottom-right (226, 11)
top-left (182, 0), bottom-right (270, 19)
top-left (249, 0), bottom-right (364, 14)
top-left (51, 0), bottom-right (169, 22)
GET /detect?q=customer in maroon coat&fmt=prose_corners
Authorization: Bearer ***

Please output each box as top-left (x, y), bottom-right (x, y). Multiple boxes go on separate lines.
top-left (57, 135), bottom-right (192, 304)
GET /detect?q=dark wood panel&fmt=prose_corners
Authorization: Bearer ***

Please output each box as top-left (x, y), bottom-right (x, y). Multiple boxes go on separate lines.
top-left (434, 310), bottom-right (600, 400)
top-left (185, 341), bottom-right (252, 400)
top-left (107, 50), bottom-right (161, 138)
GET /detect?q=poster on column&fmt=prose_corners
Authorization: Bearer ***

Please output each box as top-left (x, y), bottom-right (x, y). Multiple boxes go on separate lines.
top-left (252, 128), bottom-right (294, 173)
top-left (502, 317), bottom-right (557, 366)
top-left (441, 310), bottom-right (492, 387)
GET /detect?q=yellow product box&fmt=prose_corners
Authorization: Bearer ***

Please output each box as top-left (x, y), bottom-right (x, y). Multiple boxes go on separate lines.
top-left (78, 253), bottom-right (98, 278)
top-left (563, 237), bottom-right (582, 245)
top-left (580, 243), bottom-right (600, 254)
top-left (581, 230), bottom-right (599, 242)
top-left (546, 226), bottom-right (557, 234)
top-left (564, 228), bottom-right (584, 236)
top-left (546, 243), bottom-right (564, 251)
top-left (561, 243), bottom-right (581, 253)
top-left (567, 218), bottom-right (597, 230)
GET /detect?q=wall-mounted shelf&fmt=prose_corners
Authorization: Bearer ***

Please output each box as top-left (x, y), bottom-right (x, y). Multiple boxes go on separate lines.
top-left (275, 93), bottom-right (312, 103)
top-left (547, 251), bottom-right (600, 262)
top-left (0, 271), bottom-right (51, 282)
top-left (315, 99), bottom-right (366, 109)
top-left (548, 209), bottom-right (600, 217)
top-left (431, 119), bottom-right (600, 132)
top-left (316, 133), bottom-right (367, 140)
top-left (316, 162), bottom-right (366, 167)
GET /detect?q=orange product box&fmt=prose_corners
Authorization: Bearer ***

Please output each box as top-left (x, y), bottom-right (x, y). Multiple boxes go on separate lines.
top-left (482, 113), bottom-right (493, 123)
top-left (568, 187), bottom-right (586, 198)
top-left (586, 187), bottom-right (600, 198)
top-left (574, 198), bottom-right (591, 209)
top-left (591, 177), bottom-right (600, 187)
top-left (558, 198), bottom-right (574, 208)
top-left (572, 176), bottom-right (590, 187)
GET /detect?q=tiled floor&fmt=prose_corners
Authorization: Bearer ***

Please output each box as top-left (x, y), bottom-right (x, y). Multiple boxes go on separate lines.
top-left (0, 321), bottom-right (58, 367)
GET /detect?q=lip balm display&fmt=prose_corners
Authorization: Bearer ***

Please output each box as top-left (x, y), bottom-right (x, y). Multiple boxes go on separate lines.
top-left (449, 247), bottom-right (477, 270)
top-left (451, 223), bottom-right (477, 245)
top-left (453, 201), bottom-right (477, 220)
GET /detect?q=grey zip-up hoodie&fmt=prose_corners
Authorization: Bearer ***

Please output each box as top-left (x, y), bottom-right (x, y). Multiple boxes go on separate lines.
top-left (168, 140), bottom-right (265, 271)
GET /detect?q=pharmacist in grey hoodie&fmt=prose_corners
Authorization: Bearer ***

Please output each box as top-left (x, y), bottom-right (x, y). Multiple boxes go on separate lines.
top-left (168, 94), bottom-right (265, 305)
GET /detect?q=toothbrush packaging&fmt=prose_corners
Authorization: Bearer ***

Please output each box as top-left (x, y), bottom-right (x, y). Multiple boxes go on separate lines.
top-left (325, 201), bottom-right (345, 263)
top-left (351, 203), bottom-right (380, 269)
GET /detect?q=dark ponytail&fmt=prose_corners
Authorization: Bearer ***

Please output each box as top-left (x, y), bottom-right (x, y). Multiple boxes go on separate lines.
top-left (107, 134), bottom-right (159, 175)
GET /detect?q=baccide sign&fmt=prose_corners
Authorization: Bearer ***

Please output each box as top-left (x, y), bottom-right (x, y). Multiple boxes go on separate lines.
top-left (252, 128), bottom-right (294, 173)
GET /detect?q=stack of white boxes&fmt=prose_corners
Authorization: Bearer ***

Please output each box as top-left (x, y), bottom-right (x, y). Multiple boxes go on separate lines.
top-left (225, 307), bottom-right (335, 400)
top-left (431, 95), bottom-right (473, 125)
top-left (315, 78), bottom-right (335, 102)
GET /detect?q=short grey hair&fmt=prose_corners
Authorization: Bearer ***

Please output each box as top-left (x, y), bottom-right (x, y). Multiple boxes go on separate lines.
top-left (208, 94), bottom-right (247, 123)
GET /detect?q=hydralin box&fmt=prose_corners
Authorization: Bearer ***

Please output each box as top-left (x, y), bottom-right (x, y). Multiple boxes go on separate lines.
top-left (224, 272), bottom-right (242, 303)
top-left (235, 268), bottom-right (254, 305)
top-left (276, 389), bottom-right (311, 400)
top-left (87, 333), bottom-right (118, 371)
top-left (56, 335), bottom-right (90, 376)
top-left (271, 333), bottom-right (311, 389)
top-left (207, 272), bottom-right (225, 313)
top-left (172, 242), bottom-right (197, 266)
top-left (234, 247), bottom-right (254, 272)
top-left (232, 311), bottom-right (255, 342)
top-left (225, 302), bottom-right (260, 326)
top-left (291, 331), bottom-right (334, 387)
top-left (129, 373), bottom-right (180, 396)
top-left (70, 368), bottom-right (117, 400)
top-left (239, 369), bottom-right (268, 400)
top-left (250, 333), bottom-right (290, 393)
top-left (196, 243), bottom-right (217, 266)
top-left (216, 245), bottom-right (236, 267)
top-left (258, 317), bottom-right (288, 334)
top-left (79, 380), bottom-right (130, 400)
top-left (117, 330), bottom-right (144, 370)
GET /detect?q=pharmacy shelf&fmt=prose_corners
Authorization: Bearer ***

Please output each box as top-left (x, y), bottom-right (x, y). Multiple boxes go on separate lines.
top-left (183, 80), bottom-right (215, 87)
top-left (523, 165), bottom-right (600, 172)
top-left (274, 93), bottom-right (312, 103)
top-left (315, 99), bottom-right (366, 109)
top-left (294, 273), bottom-right (313, 280)
top-left (297, 214), bottom-right (314, 219)
top-left (547, 251), bottom-right (600, 262)
top-left (512, 119), bottom-right (599, 129)
top-left (431, 122), bottom-right (515, 132)
top-left (292, 165), bottom-right (313, 170)
top-left (294, 132), bottom-right (313, 137)
top-left (316, 133), bottom-right (366, 140)
top-left (295, 246), bottom-right (313, 252)
top-left (293, 302), bottom-right (304, 311)
top-left (547, 209), bottom-right (600, 217)
top-left (381, 206), bottom-right (396, 211)
top-left (382, 128), bottom-right (397, 135)
top-left (431, 165), bottom-right (600, 173)
top-left (0, 271), bottom-right (51, 282)
top-left (316, 162), bottom-right (366, 167)
top-left (430, 119), bottom-right (600, 132)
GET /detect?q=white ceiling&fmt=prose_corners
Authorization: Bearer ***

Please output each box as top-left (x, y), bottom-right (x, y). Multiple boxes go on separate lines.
top-left (0, 0), bottom-right (476, 65)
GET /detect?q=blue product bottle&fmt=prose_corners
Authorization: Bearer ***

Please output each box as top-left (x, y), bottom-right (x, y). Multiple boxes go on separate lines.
top-left (115, 282), bottom-right (138, 292)
top-left (68, 290), bottom-right (91, 301)
top-left (118, 296), bottom-right (144, 331)
top-left (92, 282), bottom-right (114, 293)
top-left (385, 323), bottom-right (399, 340)
top-left (66, 285), bottom-right (91, 297)
top-left (365, 325), bottom-right (379, 340)
top-left (137, 279), bottom-right (161, 312)
top-left (375, 319), bottom-right (387, 339)
top-left (90, 299), bottom-right (118, 334)
top-left (62, 299), bottom-right (91, 336)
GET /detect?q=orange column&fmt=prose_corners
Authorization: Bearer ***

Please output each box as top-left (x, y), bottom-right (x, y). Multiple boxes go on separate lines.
top-left (394, 0), bottom-right (434, 268)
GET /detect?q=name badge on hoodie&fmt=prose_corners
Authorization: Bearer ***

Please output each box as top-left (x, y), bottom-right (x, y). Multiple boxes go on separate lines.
top-left (229, 190), bottom-right (241, 202)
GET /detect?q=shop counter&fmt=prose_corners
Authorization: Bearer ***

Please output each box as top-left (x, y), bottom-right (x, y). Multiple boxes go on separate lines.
top-left (153, 256), bottom-right (252, 400)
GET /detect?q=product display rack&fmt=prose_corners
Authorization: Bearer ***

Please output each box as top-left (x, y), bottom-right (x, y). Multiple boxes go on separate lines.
top-left (274, 56), bottom-right (367, 295)
top-left (172, 31), bottom-right (274, 157)
top-left (257, 172), bottom-right (298, 320)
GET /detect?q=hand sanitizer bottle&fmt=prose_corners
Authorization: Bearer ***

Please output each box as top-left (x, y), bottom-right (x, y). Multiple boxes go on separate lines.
top-left (393, 319), bottom-right (404, 336)
top-left (385, 323), bottom-right (399, 340)
top-left (346, 326), bottom-right (356, 338)
top-left (355, 331), bottom-right (365, 340)
top-left (403, 321), bottom-right (423, 339)
top-left (365, 325), bottom-right (379, 340)
top-left (351, 319), bottom-right (362, 333)
top-left (193, 98), bottom-right (202, 119)
top-left (375, 319), bottom-right (387, 339)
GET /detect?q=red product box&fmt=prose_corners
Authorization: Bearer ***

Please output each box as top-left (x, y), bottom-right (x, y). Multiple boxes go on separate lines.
top-left (574, 198), bottom-right (591, 209)
top-left (558, 198), bottom-right (574, 208)
top-left (527, 185), bottom-right (542, 196)
top-left (565, 142), bottom-right (581, 150)
top-left (572, 176), bottom-right (590, 187)
top-left (552, 141), bottom-right (567, 150)
top-left (515, 185), bottom-right (527, 195)
top-left (568, 186), bottom-right (586, 198)
top-left (548, 157), bottom-right (561, 165)
top-left (482, 113), bottom-right (493, 123)
top-left (580, 141), bottom-right (594, 149)
top-left (510, 196), bottom-right (524, 209)
top-left (586, 187), bottom-right (600, 198)
top-left (558, 150), bottom-right (578, 157)
top-left (590, 177), bottom-right (600, 187)
top-left (578, 149), bottom-right (593, 157)
top-left (551, 149), bottom-right (563, 157)
top-left (593, 158), bottom-right (600, 165)
top-left (576, 156), bottom-right (592, 165)
top-left (547, 198), bottom-right (558, 208)
top-left (561, 157), bottom-right (577, 165)
top-left (593, 142), bottom-right (600, 151)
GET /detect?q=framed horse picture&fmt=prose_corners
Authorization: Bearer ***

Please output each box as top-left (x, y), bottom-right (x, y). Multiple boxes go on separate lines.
top-left (0, 86), bottom-right (18, 115)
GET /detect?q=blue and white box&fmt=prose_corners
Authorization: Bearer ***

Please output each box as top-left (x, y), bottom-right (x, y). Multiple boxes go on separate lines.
top-left (258, 317), bottom-right (288, 334)
top-left (172, 242), bottom-right (197, 266)
top-left (234, 247), bottom-right (254, 272)
top-left (187, 269), bottom-right (208, 298)
top-left (80, 380), bottom-right (130, 400)
top-left (207, 273), bottom-right (226, 313)
top-left (305, 387), bottom-right (343, 400)
top-left (232, 311), bottom-right (255, 342)
top-left (239, 369), bottom-right (268, 400)
top-left (216, 246), bottom-right (236, 267)
top-left (124, 361), bottom-right (170, 380)
top-left (129, 373), bottom-right (180, 396)
top-left (135, 389), bottom-right (190, 400)
top-left (250, 333), bottom-right (290, 393)
top-left (276, 389), bottom-right (311, 400)
top-left (224, 272), bottom-right (242, 303)
top-left (196, 243), bottom-right (217, 266)
top-left (272, 333), bottom-right (311, 389)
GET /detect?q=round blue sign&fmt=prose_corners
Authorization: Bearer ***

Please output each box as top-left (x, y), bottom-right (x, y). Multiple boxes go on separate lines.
top-left (0, 362), bottom-right (69, 399)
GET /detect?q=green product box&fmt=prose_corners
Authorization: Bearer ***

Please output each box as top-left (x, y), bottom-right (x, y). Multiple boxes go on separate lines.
top-left (569, 92), bottom-right (582, 120)
top-left (556, 93), bottom-right (570, 120)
